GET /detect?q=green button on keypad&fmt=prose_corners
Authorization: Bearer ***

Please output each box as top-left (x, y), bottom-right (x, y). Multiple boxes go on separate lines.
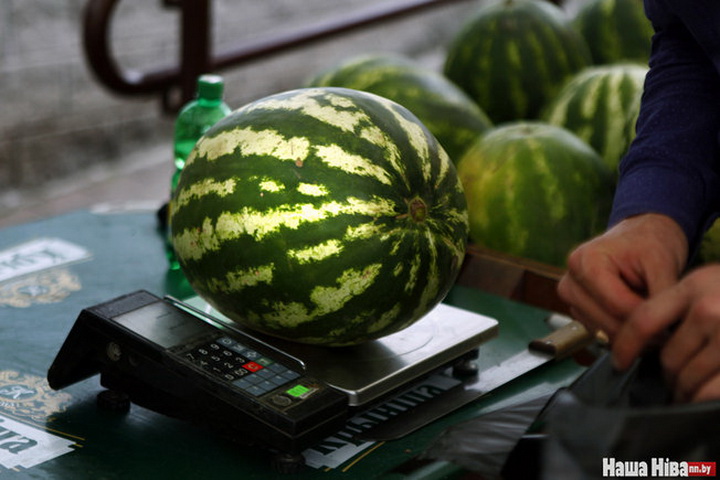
top-left (286, 384), bottom-right (310, 398)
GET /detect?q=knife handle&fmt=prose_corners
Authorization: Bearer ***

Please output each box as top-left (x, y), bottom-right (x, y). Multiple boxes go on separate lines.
top-left (529, 320), bottom-right (594, 358)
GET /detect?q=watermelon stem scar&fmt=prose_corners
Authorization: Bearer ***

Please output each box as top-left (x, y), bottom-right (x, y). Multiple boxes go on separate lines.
top-left (405, 197), bottom-right (428, 223)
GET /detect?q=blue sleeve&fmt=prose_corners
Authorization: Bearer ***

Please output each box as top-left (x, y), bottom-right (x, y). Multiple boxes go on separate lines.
top-left (610, 0), bottom-right (720, 252)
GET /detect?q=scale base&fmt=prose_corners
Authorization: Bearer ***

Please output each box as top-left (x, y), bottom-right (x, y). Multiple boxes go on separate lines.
top-left (181, 297), bottom-right (499, 407)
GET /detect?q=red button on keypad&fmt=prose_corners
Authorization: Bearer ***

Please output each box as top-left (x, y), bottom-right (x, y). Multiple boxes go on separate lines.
top-left (242, 361), bottom-right (263, 373)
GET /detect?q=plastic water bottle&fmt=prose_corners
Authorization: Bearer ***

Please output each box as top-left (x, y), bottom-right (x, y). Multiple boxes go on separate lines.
top-left (166, 74), bottom-right (232, 269)
top-left (172, 74), bottom-right (232, 192)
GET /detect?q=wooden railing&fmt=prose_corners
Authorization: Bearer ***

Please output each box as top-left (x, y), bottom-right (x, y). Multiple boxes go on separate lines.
top-left (84, 0), bottom-right (474, 113)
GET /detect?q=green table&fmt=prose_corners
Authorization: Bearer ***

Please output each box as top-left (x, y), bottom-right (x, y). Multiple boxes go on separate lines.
top-left (0, 210), bottom-right (584, 479)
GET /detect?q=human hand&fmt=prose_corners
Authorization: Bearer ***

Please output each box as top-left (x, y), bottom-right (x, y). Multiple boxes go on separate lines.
top-left (557, 213), bottom-right (688, 342)
top-left (613, 264), bottom-right (720, 403)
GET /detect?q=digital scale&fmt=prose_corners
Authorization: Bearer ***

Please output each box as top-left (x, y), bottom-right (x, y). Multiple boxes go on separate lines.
top-left (47, 290), bottom-right (498, 471)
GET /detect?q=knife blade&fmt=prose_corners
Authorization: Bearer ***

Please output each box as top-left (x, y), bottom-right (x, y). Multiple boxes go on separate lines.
top-left (358, 318), bottom-right (595, 441)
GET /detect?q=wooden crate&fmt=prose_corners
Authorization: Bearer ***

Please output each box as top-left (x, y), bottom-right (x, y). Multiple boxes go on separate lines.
top-left (456, 244), bottom-right (570, 316)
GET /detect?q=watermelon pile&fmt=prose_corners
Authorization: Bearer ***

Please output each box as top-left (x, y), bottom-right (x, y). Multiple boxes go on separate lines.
top-left (170, 87), bottom-right (468, 346)
top-left (437, 0), bottom-right (648, 265)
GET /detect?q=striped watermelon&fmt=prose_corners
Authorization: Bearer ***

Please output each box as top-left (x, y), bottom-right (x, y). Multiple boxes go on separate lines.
top-left (305, 53), bottom-right (493, 163)
top-left (170, 87), bottom-right (469, 346)
top-left (699, 218), bottom-right (720, 264)
top-left (572, 0), bottom-right (653, 65)
top-left (624, 91), bottom-right (641, 147)
top-left (457, 122), bottom-right (614, 267)
top-left (443, 0), bottom-right (591, 123)
top-left (541, 63), bottom-right (647, 178)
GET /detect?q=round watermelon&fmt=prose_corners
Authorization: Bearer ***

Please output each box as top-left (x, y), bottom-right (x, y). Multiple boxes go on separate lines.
top-left (572, 0), bottom-right (653, 65)
top-left (305, 53), bottom-right (493, 163)
top-left (456, 122), bottom-right (614, 267)
top-left (170, 87), bottom-right (469, 346)
top-left (624, 92), bottom-right (641, 147)
top-left (698, 218), bottom-right (720, 265)
top-left (541, 63), bottom-right (647, 179)
top-left (443, 0), bottom-right (591, 123)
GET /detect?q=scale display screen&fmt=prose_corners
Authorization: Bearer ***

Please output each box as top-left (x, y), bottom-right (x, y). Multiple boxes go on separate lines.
top-left (114, 301), bottom-right (210, 349)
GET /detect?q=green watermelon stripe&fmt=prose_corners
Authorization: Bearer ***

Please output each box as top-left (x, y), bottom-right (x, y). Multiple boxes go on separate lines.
top-left (412, 230), bottom-right (441, 316)
top-left (522, 26), bottom-right (550, 97)
top-left (596, 72), bottom-right (621, 160)
top-left (405, 245), bottom-right (422, 293)
top-left (531, 21), bottom-right (569, 87)
top-left (310, 263), bottom-right (383, 316)
top-left (529, 140), bottom-right (564, 222)
top-left (380, 99), bottom-right (432, 178)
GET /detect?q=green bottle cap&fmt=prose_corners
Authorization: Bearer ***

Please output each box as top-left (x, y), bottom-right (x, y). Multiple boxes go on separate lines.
top-left (197, 74), bottom-right (224, 101)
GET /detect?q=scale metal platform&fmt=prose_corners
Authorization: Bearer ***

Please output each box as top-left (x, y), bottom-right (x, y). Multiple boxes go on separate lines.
top-left (181, 296), bottom-right (499, 407)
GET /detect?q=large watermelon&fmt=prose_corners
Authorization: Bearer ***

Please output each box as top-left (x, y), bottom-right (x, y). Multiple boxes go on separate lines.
top-left (305, 53), bottom-right (493, 163)
top-left (572, 0), bottom-right (653, 65)
top-left (170, 87), bottom-right (469, 346)
top-left (457, 122), bottom-right (614, 267)
top-left (541, 63), bottom-right (647, 178)
top-left (444, 0), bottom-right (591, 123)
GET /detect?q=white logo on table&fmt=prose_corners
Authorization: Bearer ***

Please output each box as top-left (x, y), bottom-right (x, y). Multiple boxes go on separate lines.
top-left (0, 238), bottom-right (89, 308)
top-left (0, 238), bottom-right (91, 283)
top-left (0, 415), bottom-right (76, 471)
top-left (0, 371), bottom-right (76, 471)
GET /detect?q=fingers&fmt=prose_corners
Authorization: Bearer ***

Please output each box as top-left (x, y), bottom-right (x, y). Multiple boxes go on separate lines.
top-left (611, 283), bottom-right (690, 370)
top-left (671, 341), bottom-right (720, 403)
top-left (559, 276), bottom-right (622, 340)
top-left (559, 246), bottom-right (645, 340)
top-left (613, 265), bottom-right (720, 403)
top-left (661, 293), bottom-right (720, 402)
top-left (692, 374), bottom-right (720, 403)
top-left (558, 214), bottom-right (686, 341)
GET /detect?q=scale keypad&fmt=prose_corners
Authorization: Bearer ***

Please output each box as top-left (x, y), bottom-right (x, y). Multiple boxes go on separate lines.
top-left (181, 335), bottom-right (300, 397)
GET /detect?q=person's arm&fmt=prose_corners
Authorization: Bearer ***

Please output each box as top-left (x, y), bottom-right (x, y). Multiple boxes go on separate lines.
top-left (561, 2), bottom-right (720, 403)
top-left (559, 1), bottom-right (720, 339)
top-left (611, 2), bottom-right (720, 253)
